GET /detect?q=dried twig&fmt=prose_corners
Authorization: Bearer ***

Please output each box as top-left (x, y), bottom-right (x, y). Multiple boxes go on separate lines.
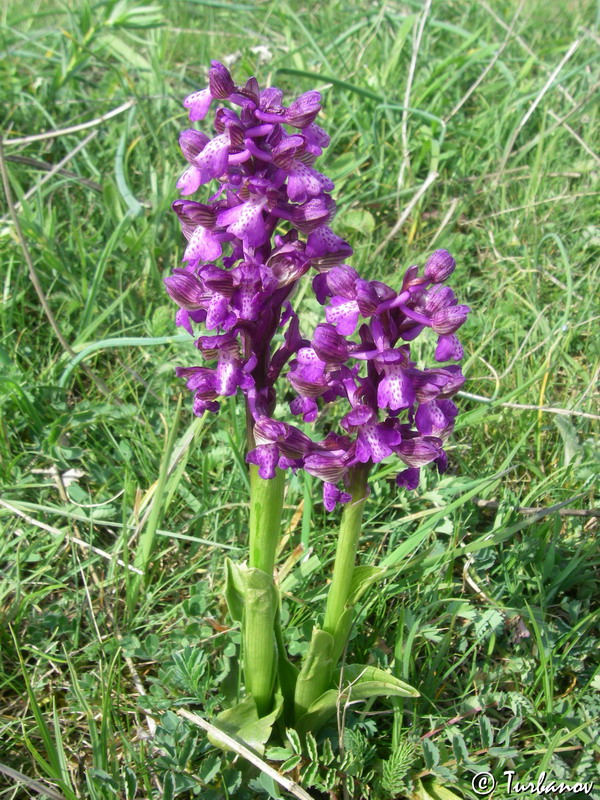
top-left (458, 390), bottom-right (600, 421)
top-left (0, 764), bottom-right (65, 800)
top-left (7, 130), bottom-right (98, 217)
top-left (177, 709), bottom-right (315, 800)
top-left (480, 0), bottom-right (577, 106)
top-left (4, 99), bottom-right (135, 146)
top-left (5, 153), bottom-right (101, 191)
top-left (0, 498), bottom-right (144, 574)
top-left (546, 106), bottom-right (600, 166)
top-left (464, 190), bottom-right (600, 224)
top-left (497, 38), bottom-right (582, 178)
top-left (397, 0), bottom-right (433, 192)
top-left (428, 197), bottom-right (459, 248)
top-left (472, 498), bottom-right (599, 518)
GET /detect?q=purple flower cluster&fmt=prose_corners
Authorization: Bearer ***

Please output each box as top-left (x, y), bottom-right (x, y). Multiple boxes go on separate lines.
top-left (248, 251), bottom-right (469, 508)
top-left (165, 61), bottom-right (350, 420)
top-left (166, 62), bottom-right (469, 510)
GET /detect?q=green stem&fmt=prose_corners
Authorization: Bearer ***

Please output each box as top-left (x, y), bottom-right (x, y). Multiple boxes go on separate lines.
top-left (244, 464), bottom-right (285, 716)
top-left (293, 465), bottom-right (370, 721)
top-left (248, 465), bottom-right (285, 574)
top-left (322, 464), bottom-right (370, 654)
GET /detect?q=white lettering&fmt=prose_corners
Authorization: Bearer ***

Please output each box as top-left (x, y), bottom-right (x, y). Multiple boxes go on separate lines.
top-left (502, 770), bottom-right (595, 796)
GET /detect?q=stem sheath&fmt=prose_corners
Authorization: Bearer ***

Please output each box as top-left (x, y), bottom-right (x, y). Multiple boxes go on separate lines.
top-left (245, 465), bottom-right (285, 716)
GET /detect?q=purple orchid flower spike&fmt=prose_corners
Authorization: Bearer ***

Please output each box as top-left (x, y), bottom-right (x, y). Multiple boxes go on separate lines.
top-left (166, 66), bottom-right (353, 430)
top-left (167, 62), bottom-right (469, 513)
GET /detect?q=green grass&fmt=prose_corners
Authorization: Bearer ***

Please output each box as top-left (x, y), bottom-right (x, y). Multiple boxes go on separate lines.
top-left (1, 0), bottom-right (599, 797)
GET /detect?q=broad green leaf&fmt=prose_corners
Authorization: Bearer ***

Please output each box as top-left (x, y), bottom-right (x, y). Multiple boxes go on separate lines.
top-left (274, 609), bottom-right (298, 723)
top-left (208, 693), bottom-right (283, 755)
top-left (293, 629), bottom-right (334, 720)
top-left (341, 209), bottom-right (375, 233)
top-left (340, 664), bottom-right (420, 696)
top-left (296, 664), bottom-right (418, 734)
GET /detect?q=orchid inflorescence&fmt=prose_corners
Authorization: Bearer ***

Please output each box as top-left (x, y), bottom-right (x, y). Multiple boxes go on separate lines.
top-left (165, 60), bottom-right (470, 511)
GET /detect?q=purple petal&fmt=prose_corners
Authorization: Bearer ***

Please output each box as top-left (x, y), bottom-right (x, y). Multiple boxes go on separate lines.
top-left (246, 444), bottom-right (279, 480)
top-left (396, 467), bottom-right (420, 490)
top-left (209, 61), bottom-right (235, 98)
top-left (377, 365), bottom-right (416, 411)
top-left (218, 201), bottom-right (267, 247)
top-left (286, 91), bottom-right (321, 128)
top-left (326, 265), bottom-right (360, 298)
top-left (179, 129), bottom-right (210, 163)
top-left (323, 482), bottom-right (351, 512)
top-left (435, 334), bottom-right (464, 362)
top-left (287, 164), bottom-right (334, 203)
top-left (326, 297), bottom-right (360, 335)
top-left (424, 249), bottom-right (456, 282)
top-left (184, 226), bottom-right (222, 262)
top-left (312, 323), bottom-right (349, 364)
top-left (194, 134), bottom-right (230, 184)
top-left (396, 436), bottom-right (442, 467)
top-left (164, 270), bottom-right (205, 310)
top-left (290, 396), bottom-right (318, 422)
top-left (176, 165), bottom-right (202, 196)
top-left (304, 452), bottom-right (347, 483)
top-left (431, 305), bottom-right (470, 335)
top-left (183, 88), bottom-right (212, 121)
top-left (415, 401), bottom-right (447, 435)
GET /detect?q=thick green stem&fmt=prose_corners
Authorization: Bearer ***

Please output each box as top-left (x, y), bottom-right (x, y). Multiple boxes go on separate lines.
top-left (244, 464), bottom-right (285, 716)
top-left (248, 465), bottom-right (285, 573)
top-left (322, 464), bottom-right (370, 643)
top-left (293, 464), bottom-right (370, 721)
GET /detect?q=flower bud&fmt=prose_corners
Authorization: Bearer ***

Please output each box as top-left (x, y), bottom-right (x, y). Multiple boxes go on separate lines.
top-left (209, 61), bottom-right (235, 99)
top-left (286, 91), bottom-right (321, 128)
top-left (312, 323), bottom-right (349, 364)
top-left (164, 270), bottom-right (205, 310)
top-left (424, 249), bottom-right (456, 282)
top-left (431, 305), bottom-right (470, 335)
top-left (179, 130), bottom-right (210, 162)
top-left (396, 435), bottom-right (442, 467)
top-left (291, 195), bottom-right (336, 233)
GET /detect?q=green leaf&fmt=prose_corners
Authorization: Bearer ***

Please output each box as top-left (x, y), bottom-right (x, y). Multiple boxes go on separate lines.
top-left (553, 416), bottom-right (581, 467)
top-left (451, 733), bottom-right (470, 764)
top-left (162, 772), bottom-right (175, 800)
top-left (286, 728), bottom-right (302, 755)
top-left (293, 629), bottom-right (335, 720)
top-left (340, 664), bottom-right (420, 696)
top-left (207, 693), bottom-right (283, 755)
top-left (296, 664), bottom-right (418, 734)
top-left (414, 778), bottom-right (464, 800)
top-left (480, 716), bottom-right (494, 749)
top-left (280, 755), bottom-right (302, 772)
top-left (422, 738), bottom-right (439, 769)
top-left (224, 558), bottom-right (246, 622)
top-left (347, 565), bottom-right (386, 605)
top-left (124, 767), bottom-right (137, 800)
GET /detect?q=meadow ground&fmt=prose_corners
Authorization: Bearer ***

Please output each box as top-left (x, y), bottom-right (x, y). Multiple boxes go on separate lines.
top-left (0, 0), bottom-right (599, 798)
